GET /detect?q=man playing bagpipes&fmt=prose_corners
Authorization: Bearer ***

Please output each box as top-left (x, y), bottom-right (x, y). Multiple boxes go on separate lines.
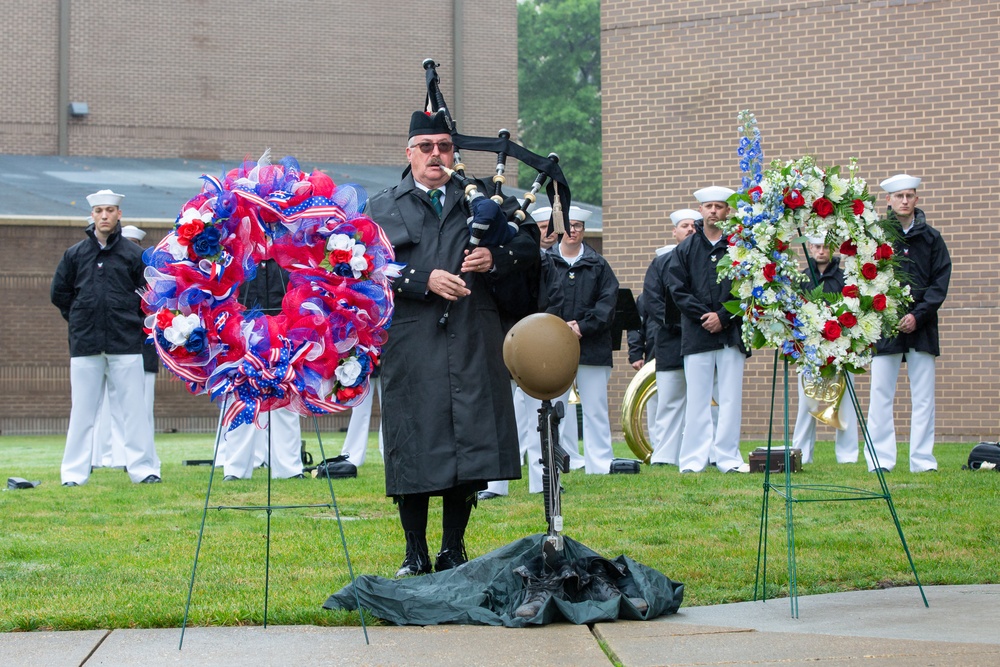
top-left (370, 109), bottom-right (540, 577)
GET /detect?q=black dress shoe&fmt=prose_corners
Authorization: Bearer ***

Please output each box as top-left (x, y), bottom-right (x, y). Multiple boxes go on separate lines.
top-left (477, 491), bottom-right (502, 501)
top-left (139, 475), bottom-right (161, 484)
top-left (223, 475), bottom-right (241, 482)
top-left (62, 481), bottom-right (79, 487)
top-left (434, 548), bottom-right (468, 573)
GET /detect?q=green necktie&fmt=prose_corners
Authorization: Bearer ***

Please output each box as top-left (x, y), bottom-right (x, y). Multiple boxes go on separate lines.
top-left (429, 189), bottom-right (443, 217)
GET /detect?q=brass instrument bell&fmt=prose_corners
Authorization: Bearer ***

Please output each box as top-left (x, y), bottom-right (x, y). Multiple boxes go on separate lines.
top-left (803, 371), bottom-right (848, 431)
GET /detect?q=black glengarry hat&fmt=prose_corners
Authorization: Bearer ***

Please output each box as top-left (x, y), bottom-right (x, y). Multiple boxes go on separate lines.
top-left (409, 110), bottom-right (451, 138)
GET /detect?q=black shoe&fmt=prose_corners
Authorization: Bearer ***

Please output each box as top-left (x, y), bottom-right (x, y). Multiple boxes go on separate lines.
top-left (395, 531), bottom-right (431, 578)
top-left (477, 491), bottom-right (502, 501)
top-left (395, 553), bottom-right (431, 578)
top-left (288, 473), bottom-right (305, 479)
top-left (434, 547), bottom-right (468, 573)
top-left (223, 475), bottom-right (241, 482)
top-left (139, 475), bottom-right (161, 484)
top-left (871, 467), bottom-right (891, 473)
top-left (650, 462), bottom-right (671, 467)
top-left (62, 481), bottom-right (79, 487)
top-left (585, 559), bottom-right (649, 613)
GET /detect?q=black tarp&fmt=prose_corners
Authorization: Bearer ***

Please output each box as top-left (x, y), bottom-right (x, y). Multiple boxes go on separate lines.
top-left (324, 533), bottom-right (683, 627)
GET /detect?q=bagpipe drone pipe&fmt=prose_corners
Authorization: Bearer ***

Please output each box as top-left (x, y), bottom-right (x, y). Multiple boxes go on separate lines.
top-left (418, 59), bottom-right (573, 327)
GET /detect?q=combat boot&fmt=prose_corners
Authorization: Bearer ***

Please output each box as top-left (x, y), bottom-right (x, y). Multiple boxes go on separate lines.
top-left (395, 531), bottom-right (431, 578)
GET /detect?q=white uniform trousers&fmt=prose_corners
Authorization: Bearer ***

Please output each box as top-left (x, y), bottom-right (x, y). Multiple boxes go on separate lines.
top-left (63, 354), bottom-right (159, 485)
top-left (555, 365), bottom-right (613, 474)
top-left (340, 378), bottom-right (383, 466)
top-left (679, 347), bottom-right (745, 472)
top-left (92, 370), bottom-right (156, 468)
top-left (866, 351), bottom-right (938, 472)
top-left (792, 372), bottom-right (859, 464)
top-left (92, 382), bottom-right (126, 468)
top-left (223, 408), bottom-right (303, 479)
top-left (486, 383), bottom-right (544, 495)
top-left (650, 368), bottom-right (686, 465)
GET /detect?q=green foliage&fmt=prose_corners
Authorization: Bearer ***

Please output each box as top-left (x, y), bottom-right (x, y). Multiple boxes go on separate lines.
top-left (0, 433), bottom-right (996, 630)
top-left (518, 0), bottom-right (602, 205)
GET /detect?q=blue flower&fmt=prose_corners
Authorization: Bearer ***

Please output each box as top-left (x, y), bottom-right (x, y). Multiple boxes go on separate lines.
top-left (752, 286), bottom-right (764, 298)
top-left (185, 327), bottom-right (208, 353)
top-left (333, 263), bottom-right (354, 278)
top-left (191, 226), bottom-right (222, 258)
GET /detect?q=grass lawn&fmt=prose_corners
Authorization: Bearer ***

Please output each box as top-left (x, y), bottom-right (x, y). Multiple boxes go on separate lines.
top-left (0, 432), bottom-right (995, 631)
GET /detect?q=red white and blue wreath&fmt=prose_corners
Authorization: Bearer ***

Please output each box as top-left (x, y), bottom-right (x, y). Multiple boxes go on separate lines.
top-left (142, 152), bottom-right (402, 429)
top-left (718, 111), bottom-right (912, 380)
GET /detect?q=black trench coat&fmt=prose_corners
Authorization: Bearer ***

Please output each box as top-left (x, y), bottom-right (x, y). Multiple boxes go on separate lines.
top-left (368, 173), bottom-right (538, 496)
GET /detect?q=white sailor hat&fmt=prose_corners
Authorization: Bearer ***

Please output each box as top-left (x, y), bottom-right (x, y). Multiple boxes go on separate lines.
top-left (655, 244), bottom-right (676, 256)
top-left (807, 235), bottom-right (825, 245)
top-left (693, 186), bottom-right (735, 203)
top-left (530, 206), bottom-right (552, 223)
top-left (670, 208), bottom-right (702, 225)
top-left (879, 174), bottom-right (921, 192)
top-left (568, 206), bottom-right (592, 223)
top-left (121, 225), bottom-right (146, 241)
top-left (86, 189), bottom-right (125, 207)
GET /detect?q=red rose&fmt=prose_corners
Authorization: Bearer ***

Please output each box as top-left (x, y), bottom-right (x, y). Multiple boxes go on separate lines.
top-left (874, 243), bottom-right (894, 260)
top-left (763, 263), bottom-right (777, 282)
top-left (812, 197), bottom-right (834, 218)
top-left (748, 186), bottom-right (763, 201)
top-left (732, 261), bottom-right (740, 267)
top-left (331, 249), bottom-right (352, 264)
top-left (785, 311), bottom-right (797, 323)
top-left (177, 219), bottom-right (205, 245)
top-left (822, 320), bottom-right (842, 341)
top-left (775, 239), bottom-right (789, 252)
top-left (156, 309), bottom-right (174, 330)
top-left (783, 189), bottom-right (805, 209)
top-left (826, 356), bottom-right (836, 366)
top-left (842, 284), bottom-right (859, 299)
top-left (852, 199), bottom-right (866, 216)
top-left (872, 294), bottom-right (887, 311)
top-left (861, 263), bottom-right (878, 280)
top-left (838, 312), bottom-right (858, 328)
top-left (839, 240), bottom-right (857, 256)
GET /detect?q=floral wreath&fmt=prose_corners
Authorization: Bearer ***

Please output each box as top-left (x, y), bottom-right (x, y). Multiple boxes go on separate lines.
top-left (717, 111), bottom-right (912, 380)
top-left (142, 152), bottom-right (402, 430)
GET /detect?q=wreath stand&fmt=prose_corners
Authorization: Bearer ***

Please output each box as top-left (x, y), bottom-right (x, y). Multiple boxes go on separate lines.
top-left (753, 350), bottom-right (928, 617)
top-left (178, 399), bottom-right (369, 648)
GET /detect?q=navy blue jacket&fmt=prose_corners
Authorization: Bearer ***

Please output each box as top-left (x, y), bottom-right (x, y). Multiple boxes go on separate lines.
top-left (51, 224), bottom-right (146, 357)
top-left (875, 209), bottom-right (951, 357)
top-left (545, 243), bottom-right (619, 367)
top-left (666, 226), bottom-right (747, 357)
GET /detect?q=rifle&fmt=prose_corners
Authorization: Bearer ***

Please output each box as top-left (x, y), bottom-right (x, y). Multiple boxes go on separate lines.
top-left (538, 398), bottom-right (570, 559)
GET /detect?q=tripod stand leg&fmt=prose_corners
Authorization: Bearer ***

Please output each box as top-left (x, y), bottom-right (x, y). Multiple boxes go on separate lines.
top-left (180, 399), bottom-right (229, 649)
top-left (311, 415), bottom-right (369, 644)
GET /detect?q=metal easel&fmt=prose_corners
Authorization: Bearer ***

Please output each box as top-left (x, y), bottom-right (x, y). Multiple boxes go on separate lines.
top-left (179, 400), bottom-right (368, 648)
top-left (753, 350), bottom-right (928, 617)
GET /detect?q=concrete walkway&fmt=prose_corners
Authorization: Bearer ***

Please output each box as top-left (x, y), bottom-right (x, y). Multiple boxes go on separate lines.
top-left (3, 585), bottom-right (998, 666)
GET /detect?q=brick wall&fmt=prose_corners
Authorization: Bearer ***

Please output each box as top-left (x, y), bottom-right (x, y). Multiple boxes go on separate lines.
top-left (2, 0), bottom-right (517, 177)
top-left (602, 0), bottom-right (1000, 441)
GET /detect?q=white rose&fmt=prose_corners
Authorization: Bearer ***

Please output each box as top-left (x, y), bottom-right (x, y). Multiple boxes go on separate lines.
top-left (163, 314), bottom-right (200, 345)
top-left (335, 357), bottom-right (363, 387)
top-left (326, 233), bottom-right (353, 252)
top-left (167, 236), bottom-right (188, 261)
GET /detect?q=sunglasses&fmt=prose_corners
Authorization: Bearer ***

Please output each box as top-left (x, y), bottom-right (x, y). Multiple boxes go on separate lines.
top-left (410, 140), bottom-right (454, 154)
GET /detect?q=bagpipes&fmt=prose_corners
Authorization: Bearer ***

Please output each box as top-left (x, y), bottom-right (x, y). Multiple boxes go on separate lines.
top-left (419, 59), bottom-right (573, 328)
